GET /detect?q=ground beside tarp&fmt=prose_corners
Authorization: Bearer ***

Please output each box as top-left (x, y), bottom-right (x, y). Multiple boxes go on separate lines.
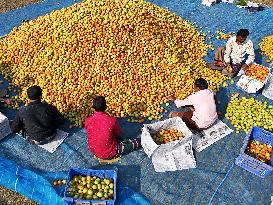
top-left (0, 0), bottom-right (273, 205)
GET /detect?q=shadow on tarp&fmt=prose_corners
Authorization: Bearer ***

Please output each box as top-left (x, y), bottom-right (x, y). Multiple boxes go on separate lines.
top-left (92, 164), bottom-right (142, 192)
top-left (254, 49), bottom-right (263, 65)
top-left (0, 0), bottom-right (273, 204)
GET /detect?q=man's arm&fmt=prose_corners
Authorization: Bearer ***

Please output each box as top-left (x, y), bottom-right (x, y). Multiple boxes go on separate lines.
top-left (48, 105), bottom-right (65, 124)
top-left (0, 98), bottom-right (12, 105)
top-left (214, 93), bottom-right (223, 115)
top-left (224, 38), bottom-right (232, 64)
top-left (245, 41), bottom-right (255, 66)
top-left (169, 95), bottom-right (194, 108)
top-left (11, 112), bottom-right (23, 133)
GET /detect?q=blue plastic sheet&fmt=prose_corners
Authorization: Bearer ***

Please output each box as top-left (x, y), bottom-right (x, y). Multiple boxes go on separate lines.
top-left (0, 156), bottom-right (151, 205)
top-left (0, 0), bottom-right (273, 204)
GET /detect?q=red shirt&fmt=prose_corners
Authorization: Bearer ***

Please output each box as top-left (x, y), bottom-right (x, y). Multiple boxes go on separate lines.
top-left (84, 111), bottom-right (121, 159)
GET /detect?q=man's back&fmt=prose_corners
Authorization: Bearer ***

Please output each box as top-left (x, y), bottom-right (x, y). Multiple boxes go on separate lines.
top-left (85, 111), bottom-right (121, 159)
top-left (11, 101), bottom-right (64, 142)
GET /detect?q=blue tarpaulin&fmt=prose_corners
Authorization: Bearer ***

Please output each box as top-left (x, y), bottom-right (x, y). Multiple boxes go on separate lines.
top-left (0, 0), bottom-right (273, 204)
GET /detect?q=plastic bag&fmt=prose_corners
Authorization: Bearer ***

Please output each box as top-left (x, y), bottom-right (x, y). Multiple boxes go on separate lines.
top-left (262, 73), bottom-right (273, 100)
top-left (0, 112), bottom-right (11, 141)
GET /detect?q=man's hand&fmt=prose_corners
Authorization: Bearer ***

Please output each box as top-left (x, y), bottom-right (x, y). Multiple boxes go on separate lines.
top-left (168, 95), bottom-right (176, 102)
top-left (241, 64), bottom-right (249, 71)
top-left (225, 63), bottom-right (233, 72)
top-left (4, 99), bottom-right (12, 105)
top-left (223, 62), bottom-right (230, 67)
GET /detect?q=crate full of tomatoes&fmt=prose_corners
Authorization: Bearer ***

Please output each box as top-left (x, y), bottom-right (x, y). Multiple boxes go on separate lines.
top-left (235, 127), bottom-right (273, 178)
top-left (63, 168), bottom-right (116, 205)
top-left (236, 63), bottom-right (271, 94)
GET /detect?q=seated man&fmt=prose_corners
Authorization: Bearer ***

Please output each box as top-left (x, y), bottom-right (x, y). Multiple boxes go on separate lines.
top-left (169, 78), bottom-right (218, 131)
top-left (85, 96), bottom-right (140, 160)
top-left (11, 85), bottom-right (64, 145)
top-left (212, 29), bottom-right (255, 77)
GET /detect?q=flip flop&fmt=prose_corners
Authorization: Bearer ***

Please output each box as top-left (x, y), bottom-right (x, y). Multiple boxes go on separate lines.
top-left (0, 88), bottom-right (7, 98)
top-left (97, 157), bottom-right (121, 165)
top-left (222, 68), bottom-right (236, 78)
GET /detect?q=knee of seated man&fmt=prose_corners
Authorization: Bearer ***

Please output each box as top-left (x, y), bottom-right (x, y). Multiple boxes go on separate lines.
top-left (217, 46), bottom-right (225, 51)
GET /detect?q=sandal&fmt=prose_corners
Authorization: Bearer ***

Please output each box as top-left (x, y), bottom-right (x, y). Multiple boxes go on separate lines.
top-left (97, 157), bottom-right (121, 165)
top-left (0, 88), bottom-right (7, 98)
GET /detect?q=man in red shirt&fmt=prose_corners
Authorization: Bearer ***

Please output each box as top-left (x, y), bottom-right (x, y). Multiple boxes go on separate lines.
top-left (85, 96), bottom-right (140, 159)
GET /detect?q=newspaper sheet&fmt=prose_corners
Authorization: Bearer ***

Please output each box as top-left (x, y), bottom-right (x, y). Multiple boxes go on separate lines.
top-left (141, 117), bottom-right (196, 172)
top-left (236, 75), bottom-right (264, 93)
top-left (39, 129), bottom-right (69, 153)
top-left (262, 73), bottom-right (273, 100)
top-left (193, 120), bottom-right (233, 152)
top-left (0, 112), bottom-right (11, 141)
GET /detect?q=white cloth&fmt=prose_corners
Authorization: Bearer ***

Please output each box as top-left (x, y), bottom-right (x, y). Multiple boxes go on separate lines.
top-left (222, 0), bottom-right (234, 3)
top-left (237, 69), bottom-right (246, 76)
top-left (174, 89), bottom-right (218, 129)
top-left (0, 112), bottom-right (11, 141)
top-left (224, 36), bottom-right (255, 65)
top-left (202, 0), bottom-right (216, 6)
top-left (38, 129), bottom-right (69, 153)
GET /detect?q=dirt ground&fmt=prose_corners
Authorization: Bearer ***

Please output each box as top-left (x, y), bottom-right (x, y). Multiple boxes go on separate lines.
top-left (0, 185), bottom-right (38, 205)
top-left (252, 0), bottom-right (273, 7)
top-left (0, 0), bottom-right (41, 13)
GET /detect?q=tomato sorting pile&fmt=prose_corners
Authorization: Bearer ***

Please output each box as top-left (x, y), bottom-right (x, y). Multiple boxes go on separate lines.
top-left (259, 35), bottom-right (273, 63)
top-left (245, 64), bottom-right (269, 82)
top-left (152, 128), bottom-right (184, 144)
top-left (67, 175), bottom-right (114, 200)
top-left (0, 0), bottom-right (227, 127)
top-left (225, 95), bottom-right (273, 133)
top-left (245, 140), bottom-right (272, 163)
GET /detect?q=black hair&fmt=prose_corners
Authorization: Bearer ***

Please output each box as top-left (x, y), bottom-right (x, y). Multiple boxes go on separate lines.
top-left (237, 29), bottom-right (249, 37)
top-left (93, 96), bottom-right (107, 111)
top-left (27, 85), bottom-right (42, 100)
top-left (195, 78), bottom-right (208, 90)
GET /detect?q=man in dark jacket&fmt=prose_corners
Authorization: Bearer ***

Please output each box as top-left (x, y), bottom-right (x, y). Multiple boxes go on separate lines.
top-left (11, 85), bottom-right (64, 145)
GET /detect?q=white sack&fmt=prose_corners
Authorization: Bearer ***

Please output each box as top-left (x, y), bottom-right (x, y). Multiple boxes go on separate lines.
top-left (0, 112), bottom-right (11, 141)
top-left (262, 73), bottom-right (273, 100)
top-left (141, 117), bottom-right (196, 172)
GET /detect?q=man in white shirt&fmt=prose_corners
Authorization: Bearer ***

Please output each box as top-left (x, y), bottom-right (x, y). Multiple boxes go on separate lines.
top-left (211, 29), bottom-right (255, 77)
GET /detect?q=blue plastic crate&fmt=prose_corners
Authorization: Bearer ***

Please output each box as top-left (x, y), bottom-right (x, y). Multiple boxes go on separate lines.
top-left (63, 168), bottom-right (117, 205)
top-left (235, 127), bottom-right (273, 178)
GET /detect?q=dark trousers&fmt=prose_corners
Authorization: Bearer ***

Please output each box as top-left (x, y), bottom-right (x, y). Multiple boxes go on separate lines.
top-left (21, 130), bottom-right (56, 145)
